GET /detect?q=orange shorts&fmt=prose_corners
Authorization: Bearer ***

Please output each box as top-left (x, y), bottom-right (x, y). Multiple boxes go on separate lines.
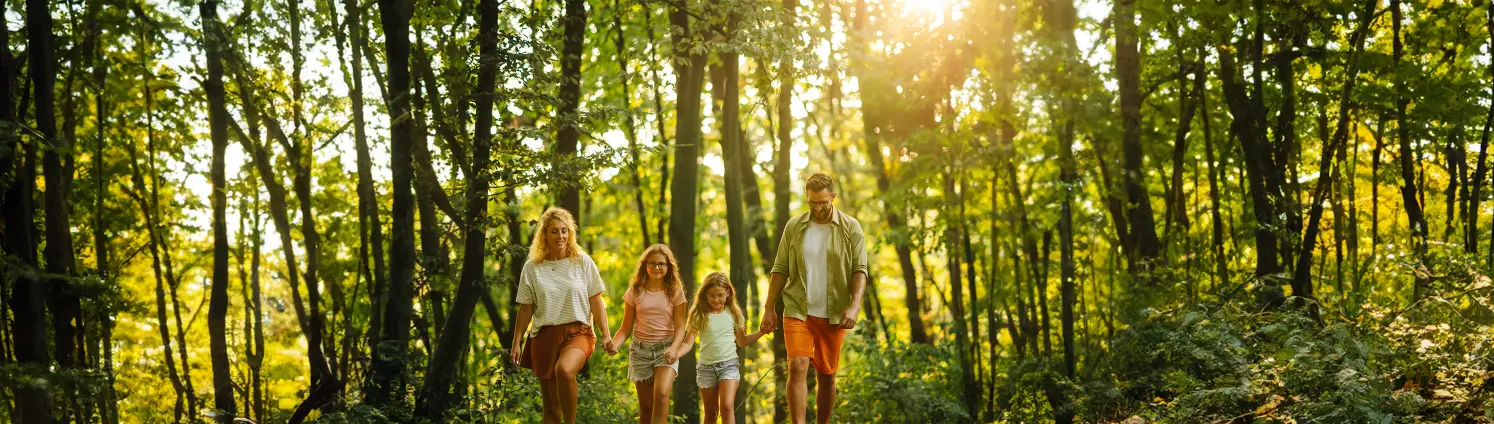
top-left (520, 321), bottom-right (595, 380)
top-left (783, 316), bottom-right (847, 375)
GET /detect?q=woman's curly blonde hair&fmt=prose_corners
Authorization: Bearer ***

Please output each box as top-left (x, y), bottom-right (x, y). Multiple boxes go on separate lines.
top-left (527, 207), bottom-right (584, 263)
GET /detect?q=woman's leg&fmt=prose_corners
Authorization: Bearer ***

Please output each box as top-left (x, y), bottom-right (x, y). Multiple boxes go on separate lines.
top-left (538, 376), bottom-right (562, 424)
top-left (649, 367), bottom-right (677, 424)
top-left (716, 380), bottom-right (740, 424)
top-left (699, 386), bottom-right (720, 424)
top-left (553, 347), bottom-right (589, 424)
top-left (635, 380), bottom-right (654, 424)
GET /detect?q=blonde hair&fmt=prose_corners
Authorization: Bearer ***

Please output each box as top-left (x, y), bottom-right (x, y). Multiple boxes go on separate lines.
top-left (527, 207), bottom-right (584, 263)
top-left (687, 272), bottom-right (745, 334)
top-left (627, 244), bottom-right (683, 301)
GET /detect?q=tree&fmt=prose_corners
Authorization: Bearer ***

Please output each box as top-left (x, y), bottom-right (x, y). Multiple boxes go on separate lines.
top-left (367, 0), bottom-right (417, 408)
top-left (415, 0), bottom-right (498, 415)
top-left (556, 0), bottom-right (586, 216)
top-left (667, 0), bottom-right (707, 419)
top-left (200, 0), bottom-right (236, 421)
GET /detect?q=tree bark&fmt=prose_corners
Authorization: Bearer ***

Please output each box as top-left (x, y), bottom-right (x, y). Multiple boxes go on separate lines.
top-left (1115, 0), bottom-right (1161, 270)
top-left (1290, 0), bottom-right (1376, 308)
top-left (1391, 0), bottom-right (1428, 301)
top-left (556, 0), bottom-right (586, 217)
top-left (367, 0), bottom-right (417, 407)
top-left (2, 1), bottom-right (47, 419)
top-left (415, 0), bottom-right (497, 415)
top-left (201, 1), bottom-right (236, 421)
top-left (613, 7), bottom-right (651, 247)
top-left (667, 1), bottom-right (707, 419)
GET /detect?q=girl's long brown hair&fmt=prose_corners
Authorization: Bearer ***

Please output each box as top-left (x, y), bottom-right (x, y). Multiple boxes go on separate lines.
top-left (687, 272), bottom-right (745, 334)
top-left (627, 244), bottom-right (682, 301)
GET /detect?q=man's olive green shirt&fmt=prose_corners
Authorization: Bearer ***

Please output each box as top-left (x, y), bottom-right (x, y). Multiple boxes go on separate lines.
top-left (771, 209), bottom-right (869, 325)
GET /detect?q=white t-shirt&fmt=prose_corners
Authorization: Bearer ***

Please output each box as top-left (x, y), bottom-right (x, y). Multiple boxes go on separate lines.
top-left (698, 311), bottom-right (738, 365)
top-left (804, 221), bottom-right (831, 318)
top-left (516, 253), bottom-right (606, 338)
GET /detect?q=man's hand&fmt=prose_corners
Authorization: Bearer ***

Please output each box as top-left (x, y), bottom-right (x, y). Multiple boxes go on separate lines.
top-left (839, 307), bottom-right (860, 330)
top-left (760, 308), bottom-right (778, 335)
top-left (758, 315), bottom-right (776, 333)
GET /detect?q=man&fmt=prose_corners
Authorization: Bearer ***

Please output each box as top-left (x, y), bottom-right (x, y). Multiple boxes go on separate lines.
top-left (760, 172), bottom-right (869, 424)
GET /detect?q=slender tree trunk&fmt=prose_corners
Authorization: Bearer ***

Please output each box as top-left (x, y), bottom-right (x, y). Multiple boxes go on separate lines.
top-left (613, 8), bottom-right (651, 247)
top-left (2, 2), bottom-right (47, 419)
top-left (201, 1), bottom-right (236, 421)
top-left (1216, 46), bottom-right (1281, 284)
top-left (33, 2), bottom-right (81, 419)
top-left (415, 0), bottom-right (496, 415)
top-left (1391, 0), bottom-right (1428, 301)
top-left (1198, 53), bottom-right (1228, 291)
top-left (1469, 5), bottom-right (1494, 255)
top-left (556, 0), bottom-right (586, 216)
top-left (667, 1), bottom-right (707, 420)
top-left (1289, 0), bottom-right (1375, 308)
top-left (367, 0), bottom-right (417, 407)
top-left (1115, 0), bottom-right (1160, 270)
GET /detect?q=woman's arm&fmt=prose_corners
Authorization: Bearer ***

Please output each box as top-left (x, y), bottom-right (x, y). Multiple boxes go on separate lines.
top-left (589, 293), bottom-right (612, 349)
top-left (509, 304), bottom-right (534, 365)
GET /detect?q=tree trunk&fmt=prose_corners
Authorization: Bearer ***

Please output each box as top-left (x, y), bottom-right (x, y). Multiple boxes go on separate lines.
top-left (1198, 53), bottom-right (1228, 291)
top-left (1289, 0), bottom-right (1375, 309)
top-left (555, 0), bottom-right (585, 217)
top-left (1469, 4), bottom-right (1494, 255)
top-left (1115, 0), bottom-right (1160, 270)
top-left (2, 2), bottom-right (47, 418)
top-left (415, 0), bottom-right (497, 416)
top-left (667, 1), bottom-right (707, 419)
top-left (367, 0), bottom-right (417, 407)
top-left (1391, 0), bottom-right (1428, 301)
top-left (36, 0), bottom-right (82, 416)
top-left (1216, 45), bottom-right (1281, 283)
top-left (201, 1), bottom-right (236, 421)
top-left (341, 0), bottom-right (388, 353)
top-left (613, 9), bottom-right (651, 247)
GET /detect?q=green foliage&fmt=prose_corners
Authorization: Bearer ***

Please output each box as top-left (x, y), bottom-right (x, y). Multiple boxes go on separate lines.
top-left (836, 337), bottom-right (971, 423)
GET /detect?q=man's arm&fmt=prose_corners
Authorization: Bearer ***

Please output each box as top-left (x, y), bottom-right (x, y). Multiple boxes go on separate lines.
top-left (840, 271), bottom-right (866, 329)
top-left (761, 272), bottom-right (787, 331)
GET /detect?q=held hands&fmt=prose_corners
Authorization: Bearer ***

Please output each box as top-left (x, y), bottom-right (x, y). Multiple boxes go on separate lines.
top-left (603, 338), bottom-right (619, 356)
top-left (757, 315), bottom-right (777, 334)
top-left (759, 309), bottom-right (778, 335)
top-left (661, 347), bottom-right (679, 365)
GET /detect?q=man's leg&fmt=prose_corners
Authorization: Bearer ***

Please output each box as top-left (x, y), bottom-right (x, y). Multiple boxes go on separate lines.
top-left (789, 356), bottom-right (811, 424)
top-left (814, 372), bottom-right (836, 424)
top-left (553, 347), bottom-right (589, 424)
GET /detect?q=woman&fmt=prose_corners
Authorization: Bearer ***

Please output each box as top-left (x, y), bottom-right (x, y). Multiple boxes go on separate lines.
top-left (605, 244), bottom-right (688, 424)
top-left (510, 207), bottom-right (612, 424)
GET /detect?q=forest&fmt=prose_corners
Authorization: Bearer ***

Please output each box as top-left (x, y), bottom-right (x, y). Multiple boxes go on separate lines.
top-left (1, 0), bottom-right (1493, 421)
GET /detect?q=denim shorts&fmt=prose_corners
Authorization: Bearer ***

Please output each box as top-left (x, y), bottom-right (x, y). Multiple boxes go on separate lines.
top-left (696, 357), bottom-right (741, 388)
top-left (628, 339), bottom-right (679, 382)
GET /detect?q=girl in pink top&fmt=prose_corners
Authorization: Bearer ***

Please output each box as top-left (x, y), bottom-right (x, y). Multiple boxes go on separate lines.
top-left (605, 244), bottom-right (688, 424)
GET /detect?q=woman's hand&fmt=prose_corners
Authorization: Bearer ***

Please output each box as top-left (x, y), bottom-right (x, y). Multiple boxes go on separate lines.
top-left (604, 338), bottom-right (620, 355)
top-left (510, 341), bottom-right (523, 366)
